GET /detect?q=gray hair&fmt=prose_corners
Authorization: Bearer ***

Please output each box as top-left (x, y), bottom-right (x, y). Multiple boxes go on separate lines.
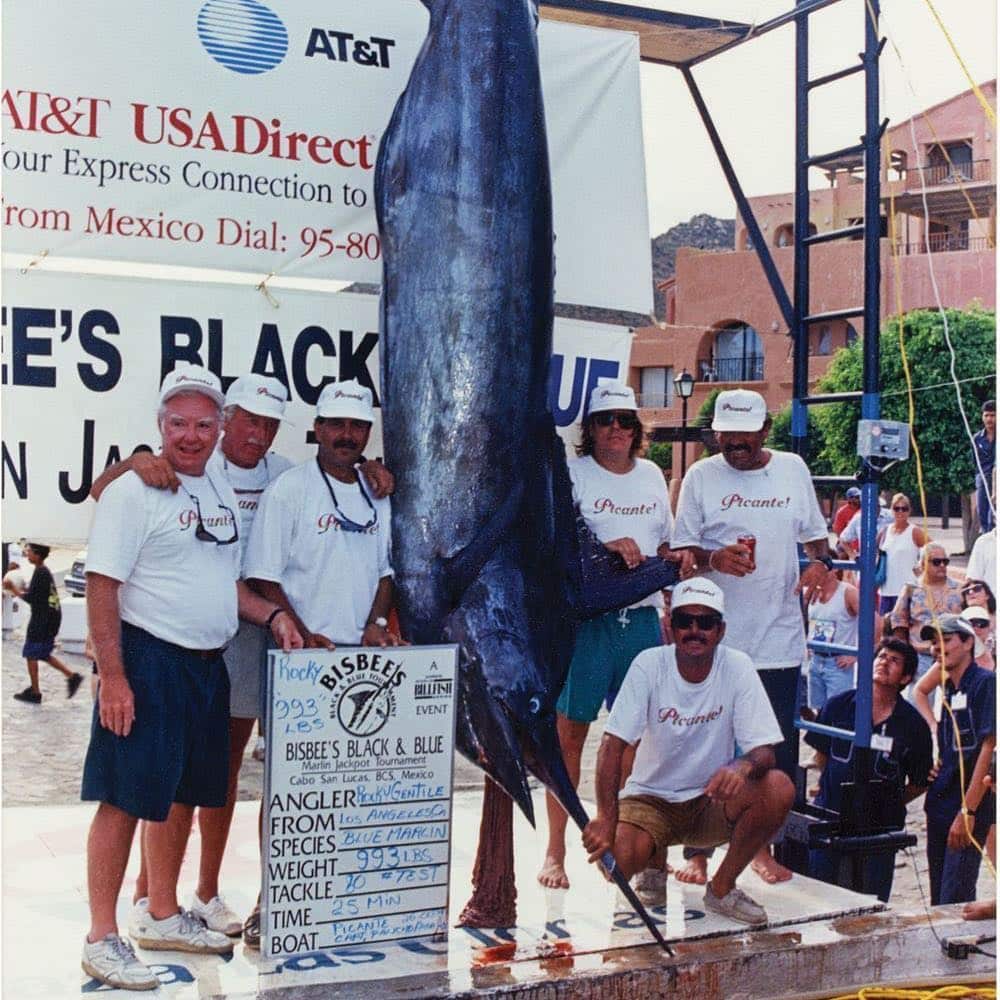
top-left (157, 391), bottom-right (222, 429)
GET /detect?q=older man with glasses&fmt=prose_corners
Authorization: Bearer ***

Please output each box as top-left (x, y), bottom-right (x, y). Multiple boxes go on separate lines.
top-left (581, 578), bottom-right (793, 927)
top-left (244, 379), bottom-right (401, 652)
top-left (80, 367), bottom-right (303, 991)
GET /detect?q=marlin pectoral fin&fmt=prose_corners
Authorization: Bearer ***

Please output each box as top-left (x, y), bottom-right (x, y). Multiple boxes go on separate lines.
top-left (568, 510), bottom-right (679, 620)
top-left (441, 478), bottom-right (526, 606)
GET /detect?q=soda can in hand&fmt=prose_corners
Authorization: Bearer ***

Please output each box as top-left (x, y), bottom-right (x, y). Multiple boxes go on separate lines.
top-left (737, 534), bottom-right (756, 572)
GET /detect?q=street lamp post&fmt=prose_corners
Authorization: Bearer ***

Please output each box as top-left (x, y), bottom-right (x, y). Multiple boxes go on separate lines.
top-left (674, 368), bottom-right (695, 479)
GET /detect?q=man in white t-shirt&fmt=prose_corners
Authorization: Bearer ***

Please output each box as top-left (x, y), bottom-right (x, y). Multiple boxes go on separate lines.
top-left (581, 578), bottom-right (793, 926)
top-left (244, 379), bottom-right (401, 649)
top-left (539, 380), bottom-right (691, 891)
top-left (672, 388), bottom-right (832, 884)
top-left (80, 367), bottom-right (302, 992)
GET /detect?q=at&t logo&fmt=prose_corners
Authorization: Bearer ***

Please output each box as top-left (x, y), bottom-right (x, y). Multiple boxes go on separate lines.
top-left (197, 0), bottom-right (288, 75)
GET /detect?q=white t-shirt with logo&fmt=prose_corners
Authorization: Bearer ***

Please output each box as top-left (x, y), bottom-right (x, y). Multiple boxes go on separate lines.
top-left (607, 644), bottom-right (782, 802)
top-left (570, 455), bottom-right (672, 609)
top-left (86, 470), bottom-right (241, 649)
top-left (207, 449), bottom-right (293, 562)
top-left (243, 459), bottom-right (393, 644)
top-left (672, 451), bottom-right (827, 668)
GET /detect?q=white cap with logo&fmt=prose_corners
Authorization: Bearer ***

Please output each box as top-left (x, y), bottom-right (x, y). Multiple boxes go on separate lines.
top-left (316, 379), bottom-right (375, 422)
top-left (671, 577), bottom-right (726, 616)
top-left (587, 378), bottom-right (638, 416)
top-left (159, 366), bottom-right (225, 409)
top-left (712, 389), bottom-right (768, 432)
top-left (225, 374), bottom-right (290, 422)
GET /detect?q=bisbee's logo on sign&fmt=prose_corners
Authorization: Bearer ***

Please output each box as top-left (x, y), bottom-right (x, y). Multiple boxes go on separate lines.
top-left (197, 0), bottom-right (288, 75)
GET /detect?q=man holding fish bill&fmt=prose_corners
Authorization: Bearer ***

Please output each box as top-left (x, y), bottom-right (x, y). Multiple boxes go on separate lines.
top-left (582, 579), bottom-right (793, 927)
top-left (539, 380), bottom-right (693, 891)
top-left (244, 379), bottom-right (401, 650)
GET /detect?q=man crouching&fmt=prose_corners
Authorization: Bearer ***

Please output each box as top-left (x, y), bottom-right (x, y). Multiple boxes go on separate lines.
top-left (582, 578), bottom-right (794, 926)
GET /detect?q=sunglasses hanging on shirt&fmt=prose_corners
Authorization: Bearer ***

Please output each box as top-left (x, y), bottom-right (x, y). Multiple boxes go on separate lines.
top-left (316, 458), bottom-right (378, 533)
top-left (182, 478), bottom-right (239, 546)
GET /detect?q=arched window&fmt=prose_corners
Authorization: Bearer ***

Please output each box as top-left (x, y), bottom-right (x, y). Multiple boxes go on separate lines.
top-left (712, 323), bottom-right (764, 382)
top-left (774, 222), bottom-right (817, 247)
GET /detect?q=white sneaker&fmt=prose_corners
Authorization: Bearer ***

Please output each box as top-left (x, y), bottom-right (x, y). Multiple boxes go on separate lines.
top-left (127, 897), bottom-right (150, 939)
top-left (82, 934), bottom-right (158, 991)
top-left (189, 892), bottom-right (242, 936)
top-left (703, 883), bottom-right (768, 926)
top-left (633, 866), bottom-right (668, 907)
top-left (135, 908), bottom-right (234, 954)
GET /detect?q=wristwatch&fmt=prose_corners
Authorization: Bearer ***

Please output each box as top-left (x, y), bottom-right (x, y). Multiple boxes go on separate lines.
top-left (369, 616), bottom-right (388, 629)
top-left (813, 554), bottom-right (835, 571)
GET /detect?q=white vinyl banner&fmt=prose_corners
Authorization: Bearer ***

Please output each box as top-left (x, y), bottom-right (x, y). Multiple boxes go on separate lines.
top-left (1, 269), bottom-right (632, 541)
top-left (1, 1), bottom-right (652, 313)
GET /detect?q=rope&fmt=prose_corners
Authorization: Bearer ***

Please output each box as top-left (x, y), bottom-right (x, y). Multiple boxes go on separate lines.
top-left (918, 0), bottom-right (996, 126)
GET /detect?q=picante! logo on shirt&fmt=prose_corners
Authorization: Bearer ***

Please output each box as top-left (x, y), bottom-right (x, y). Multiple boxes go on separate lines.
top-left (720, 493), bottom-right (791, 511)
top-left (658, 705), bottom-right (724, 726)
top-left (319, 652), bottom-right (406, 737)
top-left (316, 513), bottom-right (377, 535)
top-left (592, 498), bottom-right (658, 516)
top-left (178, 508), bottom-right (235, 531)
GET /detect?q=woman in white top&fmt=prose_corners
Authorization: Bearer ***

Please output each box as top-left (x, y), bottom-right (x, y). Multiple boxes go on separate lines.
top-left (807, 568), bottom-right (860, 711)
top-left (877, 493), bottom-right (929, 615)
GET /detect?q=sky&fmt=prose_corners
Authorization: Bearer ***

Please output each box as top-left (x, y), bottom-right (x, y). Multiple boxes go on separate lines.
top-left (636, 0), bottom-right (997, 234)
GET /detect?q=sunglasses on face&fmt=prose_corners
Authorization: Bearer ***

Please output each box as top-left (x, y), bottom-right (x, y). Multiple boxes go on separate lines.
top-left (929, 557), bottom-right (950, 567)
top-left (671, 611), bottom-right (722, 631)
top-left (893, 506), bottom-right (910, 512)
top-left (592, 411), bottom-right (640, 430)
top-left (970, 620), bottom-right (991, 629)
top-left (963, 584), bottom-right (985, 596)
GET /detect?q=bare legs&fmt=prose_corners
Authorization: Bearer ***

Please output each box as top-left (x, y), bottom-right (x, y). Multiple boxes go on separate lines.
top-left (87, 804), bottom-right (139, 941)
top-left (134, 716), bottom-right (257, 905)
top-left (538, 715), bottom-right (589, 889)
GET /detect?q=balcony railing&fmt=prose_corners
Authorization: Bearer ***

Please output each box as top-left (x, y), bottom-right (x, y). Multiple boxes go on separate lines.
top-left (697, 355), bottom-right (765, 382)
top-left (899, 234), bottom-right (992, 255)
top-left (901, 158), bottom-right (992, 189)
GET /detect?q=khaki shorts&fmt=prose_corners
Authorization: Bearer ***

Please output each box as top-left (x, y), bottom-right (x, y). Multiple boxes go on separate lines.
top-left (618, 794), bottom-right (735, 854)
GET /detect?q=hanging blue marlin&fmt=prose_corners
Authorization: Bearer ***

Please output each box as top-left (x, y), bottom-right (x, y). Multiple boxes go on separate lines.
top-left (375, 0), bottom-right (675, 949)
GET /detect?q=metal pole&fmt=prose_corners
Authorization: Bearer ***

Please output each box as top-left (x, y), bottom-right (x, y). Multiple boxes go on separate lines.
top-left (680, 396), bottom-right (689, 479)
top-left (791, 0), bottom-right (810, 460)
top-left (681, 66), bottom-right (795, 331)
top-left (853, 0), bottom-right (883, 754)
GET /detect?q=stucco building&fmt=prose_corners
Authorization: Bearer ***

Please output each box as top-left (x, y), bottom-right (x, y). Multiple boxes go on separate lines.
top-left (631, 81), bottom-right (996, 471)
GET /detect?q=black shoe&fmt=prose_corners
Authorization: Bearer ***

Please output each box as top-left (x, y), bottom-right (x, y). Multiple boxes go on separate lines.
top-left (13, 687), bottom-right (41, 704)
top-left (67, 673), bottom-right (84, 698)
top-left (242, 906), bottom-right (260, 950)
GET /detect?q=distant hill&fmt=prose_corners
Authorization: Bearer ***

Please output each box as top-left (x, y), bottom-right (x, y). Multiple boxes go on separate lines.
top-left (344, 213), bottom-right (734, 327)
top-left (649, 213), bottom-right (734, 320)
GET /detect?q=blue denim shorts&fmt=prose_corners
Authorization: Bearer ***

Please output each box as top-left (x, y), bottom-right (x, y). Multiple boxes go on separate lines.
top-left (22, 639), bottom-right (56, 659)
top-left (81, 622), bottom-right (230, 821)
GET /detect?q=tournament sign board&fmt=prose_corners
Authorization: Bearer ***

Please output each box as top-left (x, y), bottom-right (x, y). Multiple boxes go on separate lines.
top-left (263, 644), bottom-right (458, 958)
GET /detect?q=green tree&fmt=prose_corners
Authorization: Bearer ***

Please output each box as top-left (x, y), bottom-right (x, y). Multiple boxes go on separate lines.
top-left (811, 307), bottom-right (996, 502)
top-left (646, 441), bottom-right (672, 473)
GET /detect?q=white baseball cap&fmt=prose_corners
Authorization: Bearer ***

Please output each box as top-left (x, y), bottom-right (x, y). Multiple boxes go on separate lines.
top-left (159, 366), bottom-right (225, 409)
top-left (712, 389), bottom-right (768, 432)
top-left (316, 379), bottom-right (375, 422)
top-left (587, 379), bottom-right (638, 416)
top-left (225, 374), bottom-right (290, 422)
top-left (671, 578), bottom-right (725, 616)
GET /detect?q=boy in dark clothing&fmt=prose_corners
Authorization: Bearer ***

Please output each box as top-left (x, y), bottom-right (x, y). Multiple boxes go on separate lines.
top-left (8, 543), bottom-right (82, 703)
top-left (806, 638), bottom-right (932, 901)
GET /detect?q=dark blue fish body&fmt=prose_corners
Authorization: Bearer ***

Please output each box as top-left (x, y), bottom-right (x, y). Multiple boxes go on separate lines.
top-left (376, 0), bottom-right (677, 826)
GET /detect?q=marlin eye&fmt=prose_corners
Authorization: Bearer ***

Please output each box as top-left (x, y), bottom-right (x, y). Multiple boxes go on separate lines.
top-left (528, 696), bottom-right (541, 714)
